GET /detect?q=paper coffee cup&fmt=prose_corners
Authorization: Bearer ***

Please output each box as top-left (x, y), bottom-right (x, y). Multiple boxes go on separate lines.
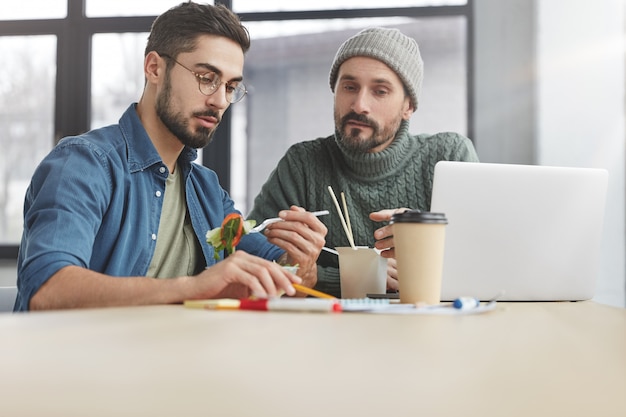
top-left (390, 211), bottom-right (448, 305)
top-left (337, 247), bottom-right (387, 299)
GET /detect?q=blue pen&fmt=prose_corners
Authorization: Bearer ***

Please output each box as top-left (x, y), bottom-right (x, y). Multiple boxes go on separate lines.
top-left (452, 297), bottom-right (480, 310)
top-left (453, 290), bottom-right (505, 309)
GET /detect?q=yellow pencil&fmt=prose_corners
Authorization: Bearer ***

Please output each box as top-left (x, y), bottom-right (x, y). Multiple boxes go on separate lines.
top-left (292, 283), bottom-right (337, 299)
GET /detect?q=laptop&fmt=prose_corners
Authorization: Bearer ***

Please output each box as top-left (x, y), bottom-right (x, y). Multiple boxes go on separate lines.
top-left (430, 161), bottom-right (609, 301)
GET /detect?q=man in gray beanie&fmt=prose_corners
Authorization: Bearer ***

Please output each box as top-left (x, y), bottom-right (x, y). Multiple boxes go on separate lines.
top-left (248, 27), bottom-right (479, 298)
top-left (329, 27), bottom-right (423, 112)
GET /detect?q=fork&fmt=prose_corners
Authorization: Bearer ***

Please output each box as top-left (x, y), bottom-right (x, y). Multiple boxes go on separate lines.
top-left (249, 210), bottom-right (329, 233)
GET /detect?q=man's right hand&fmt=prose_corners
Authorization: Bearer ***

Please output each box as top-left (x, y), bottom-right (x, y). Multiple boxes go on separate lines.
top-left (190, 250), bottom-right (302, 300)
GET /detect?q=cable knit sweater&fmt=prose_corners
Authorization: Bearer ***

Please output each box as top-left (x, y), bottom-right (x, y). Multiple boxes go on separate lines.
top-left (248, 120), bottom-right (479, 297)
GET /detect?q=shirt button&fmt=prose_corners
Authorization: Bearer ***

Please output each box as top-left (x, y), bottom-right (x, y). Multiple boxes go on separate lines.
top-left (155, 190), bottom-right (162, 197)
top-left (159, 167), bottom-right (166, 174)
top-left (151, 233), bottom-right (157, 241)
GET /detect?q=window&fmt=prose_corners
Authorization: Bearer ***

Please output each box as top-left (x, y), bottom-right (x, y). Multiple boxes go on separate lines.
top-left (91, 33), bottom-right (148, 128)
top-left (0, 1), bottom-right (472, 257)
top-left (0, 36), bottom-right (56, 245)
top-left (85, 0), bottom-right (188, 17)
top-left (233, 0), bottom-right (467, 13)
top-left (2, 1), bottom-right (66, 19)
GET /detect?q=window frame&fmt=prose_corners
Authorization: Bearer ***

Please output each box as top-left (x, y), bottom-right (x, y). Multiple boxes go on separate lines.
top-left (0, 0), bottom-right (473, 259)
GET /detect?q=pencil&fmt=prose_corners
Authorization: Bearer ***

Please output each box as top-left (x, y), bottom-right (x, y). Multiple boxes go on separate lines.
top-left (292, 283), bottom-right (337, 299)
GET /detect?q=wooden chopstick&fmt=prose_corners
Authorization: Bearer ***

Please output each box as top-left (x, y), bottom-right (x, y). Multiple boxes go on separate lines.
top-left (327, 186), bottom-right (356, 248)
top-left (341, 192), bottom-right (354, 243)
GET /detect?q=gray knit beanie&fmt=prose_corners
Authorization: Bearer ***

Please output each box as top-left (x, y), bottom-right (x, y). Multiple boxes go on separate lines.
top-left (329, 27), bottom-right (423, 111)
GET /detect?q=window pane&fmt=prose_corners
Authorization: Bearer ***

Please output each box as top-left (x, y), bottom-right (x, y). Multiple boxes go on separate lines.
top-left (0, 36), bottom-right (56, 244)
top-left (238, 17), bottom-right (467, 214)
top-left (91, 33), bottom-right (147, 129)
top-left (86, 0), bottom-right (214, 17)
top-left (234, 0), bottom-right (466, 13)
top-left (0, 0), bottom-right (66, 20)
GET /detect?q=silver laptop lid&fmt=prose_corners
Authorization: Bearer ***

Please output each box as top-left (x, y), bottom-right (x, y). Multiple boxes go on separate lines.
top-left (430, 161), bottom-right (609, 301)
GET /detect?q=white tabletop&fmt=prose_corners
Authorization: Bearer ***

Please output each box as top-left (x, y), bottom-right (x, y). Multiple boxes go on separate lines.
top-left (1, 301), bottom-right (624, 417)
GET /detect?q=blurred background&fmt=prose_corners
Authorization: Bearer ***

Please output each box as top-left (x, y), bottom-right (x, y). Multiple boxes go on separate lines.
top-left (0, 0), bottom-right (624, 307)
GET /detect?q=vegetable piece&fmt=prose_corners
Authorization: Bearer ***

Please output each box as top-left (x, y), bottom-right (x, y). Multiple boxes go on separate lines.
top-left (221, 213), bottom-right (244, 250)
top-left (206, 214), bottom-right (256, 260)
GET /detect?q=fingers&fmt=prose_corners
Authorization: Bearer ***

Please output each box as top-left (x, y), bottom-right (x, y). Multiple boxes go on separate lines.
top-left (264, 206), bottom-right (328, 281)
top-left (199, 251), bottom-right (301, 299)
top-left (378, 247), bottom-right (396, 259)
top-left (373, 224), bottom-right (394, 247)
top-left (266, 230), bottom-right (322, 288)
top-left (386, 257), bottom-right (398, 278)
top-left (386, 258), bottom-right (399, 291)
top-left (387, 277), bottom-right (399, 291)
top-left (369, 207), bottom-right (410, 222)
top-left (277, 206), bottom-right (329, 235)
top-left (371, 208), bottom-right (410, 256)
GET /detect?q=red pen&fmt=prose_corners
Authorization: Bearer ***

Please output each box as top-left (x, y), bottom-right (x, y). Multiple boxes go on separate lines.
top-left (239, 298), bottom-right (342, 313)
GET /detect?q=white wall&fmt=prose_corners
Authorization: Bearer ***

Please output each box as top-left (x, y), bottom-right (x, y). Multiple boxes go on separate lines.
top-left (474, 0), bottom-right (626, 307)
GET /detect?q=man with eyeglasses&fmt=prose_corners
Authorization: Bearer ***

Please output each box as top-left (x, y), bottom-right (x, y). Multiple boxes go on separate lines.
top-left (15, 2), bottom-right (327, 311)
top-left (248, 27), bottom-right (479, 298)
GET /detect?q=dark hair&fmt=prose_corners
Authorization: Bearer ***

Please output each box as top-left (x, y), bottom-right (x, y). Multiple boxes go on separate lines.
top-left (145, 1), bottom-right (250, 59)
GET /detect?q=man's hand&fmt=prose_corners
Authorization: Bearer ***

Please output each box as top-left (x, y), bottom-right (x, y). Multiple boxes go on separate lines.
top-left (191, 250), bottom-right (302, 299)
top-left (369, 208), bottom-right (410, 259)
top-left (262, 206), bottom-right (328, 294)
top-left (386, 257), bottom-right (399, 291)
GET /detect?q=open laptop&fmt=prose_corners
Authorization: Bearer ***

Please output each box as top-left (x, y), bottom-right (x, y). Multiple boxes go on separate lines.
top-left (430, 161), bottom-right (609, 301)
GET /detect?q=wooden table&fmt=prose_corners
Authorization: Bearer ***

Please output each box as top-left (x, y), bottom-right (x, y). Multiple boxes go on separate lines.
top-left (1, 302), bottom-right (624, 416)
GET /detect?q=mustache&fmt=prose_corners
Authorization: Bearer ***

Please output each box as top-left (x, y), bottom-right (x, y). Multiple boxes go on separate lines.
top-left (193, 109), bottom-right (222, 124)
top-left (341, 112), bottom-right (375, 128)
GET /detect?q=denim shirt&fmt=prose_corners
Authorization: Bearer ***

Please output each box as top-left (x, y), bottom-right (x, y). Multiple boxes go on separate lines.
top-left (15, 104), bottom-right (283, 311)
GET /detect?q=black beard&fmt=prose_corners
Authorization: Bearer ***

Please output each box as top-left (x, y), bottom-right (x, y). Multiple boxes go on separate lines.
top-left (156, 72), bottom-right (220, 149)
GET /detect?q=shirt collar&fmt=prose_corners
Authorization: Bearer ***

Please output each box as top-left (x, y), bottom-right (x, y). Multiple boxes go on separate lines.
top-left (119, 103), bottom-right (198, 173)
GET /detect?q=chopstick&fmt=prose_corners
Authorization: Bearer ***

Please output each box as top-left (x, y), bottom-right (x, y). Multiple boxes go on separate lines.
top-left (327, 186), bottom-right (356, 248)
top-left (292, 283), bottom-right (337, 299)
top-left (341, 192), bottom-right (353, 243)
top-left (322, 247), bottom-right (339, 256)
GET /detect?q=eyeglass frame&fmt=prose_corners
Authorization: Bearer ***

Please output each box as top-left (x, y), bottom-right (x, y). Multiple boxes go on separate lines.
top-left (159, 53), bottom-right (247, 103)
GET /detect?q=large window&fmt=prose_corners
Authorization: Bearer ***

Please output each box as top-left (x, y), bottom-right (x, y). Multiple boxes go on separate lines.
top-left (0, 36), bottom-right (56, 248)
top-left (0, 0), bottom-right (472, 257)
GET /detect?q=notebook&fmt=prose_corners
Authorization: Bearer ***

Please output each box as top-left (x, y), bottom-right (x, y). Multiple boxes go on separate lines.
top-left (429, 161), bottom-right (609, 301)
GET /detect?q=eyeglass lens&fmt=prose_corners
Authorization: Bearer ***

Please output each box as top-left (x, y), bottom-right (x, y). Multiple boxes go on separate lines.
top-left (197, 75), bottom-right (246, 103)
top-left (160, 53), bottom-right (247, 103)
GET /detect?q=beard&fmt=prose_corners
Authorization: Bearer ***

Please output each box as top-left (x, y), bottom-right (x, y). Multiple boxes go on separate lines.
top-left (334, 110), bottom-right (401, 153)
top-left (156, 73), bottom-right (221, 149)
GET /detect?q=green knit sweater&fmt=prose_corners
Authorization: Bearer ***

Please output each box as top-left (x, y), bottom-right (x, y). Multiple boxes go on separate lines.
top-left (248, 120), bottom-right (479, 297)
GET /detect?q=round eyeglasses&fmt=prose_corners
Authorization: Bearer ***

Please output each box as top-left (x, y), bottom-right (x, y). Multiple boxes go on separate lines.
top-left (160, 54), bottom-right (247, 103)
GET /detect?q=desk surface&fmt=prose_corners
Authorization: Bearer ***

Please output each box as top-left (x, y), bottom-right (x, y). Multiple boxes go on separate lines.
top-left (1, 302), bottom-right (625, 417)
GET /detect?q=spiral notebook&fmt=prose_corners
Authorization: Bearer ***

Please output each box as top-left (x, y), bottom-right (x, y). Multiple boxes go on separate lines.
top-left (430, 161), bottom-right (609, 301)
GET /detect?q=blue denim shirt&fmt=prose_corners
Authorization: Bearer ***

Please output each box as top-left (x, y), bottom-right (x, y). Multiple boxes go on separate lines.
top-left (15, 104), bottom-right (284, 311)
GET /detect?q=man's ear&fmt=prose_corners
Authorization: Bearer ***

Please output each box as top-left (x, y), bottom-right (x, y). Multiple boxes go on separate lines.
top-left (144, 51), bottom-right (165, 84)
top-left (402, 97), bottom-right (415, 120)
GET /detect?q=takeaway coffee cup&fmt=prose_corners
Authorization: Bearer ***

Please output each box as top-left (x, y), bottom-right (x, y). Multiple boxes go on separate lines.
top-left (390, 210), bottom-right (448, 305)
top-left (337, 247), bottom-right (387, 299)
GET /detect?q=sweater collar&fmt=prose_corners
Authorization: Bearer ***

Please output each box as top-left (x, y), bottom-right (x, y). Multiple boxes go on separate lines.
top-left (334, 119), bottom-right (413, 179)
